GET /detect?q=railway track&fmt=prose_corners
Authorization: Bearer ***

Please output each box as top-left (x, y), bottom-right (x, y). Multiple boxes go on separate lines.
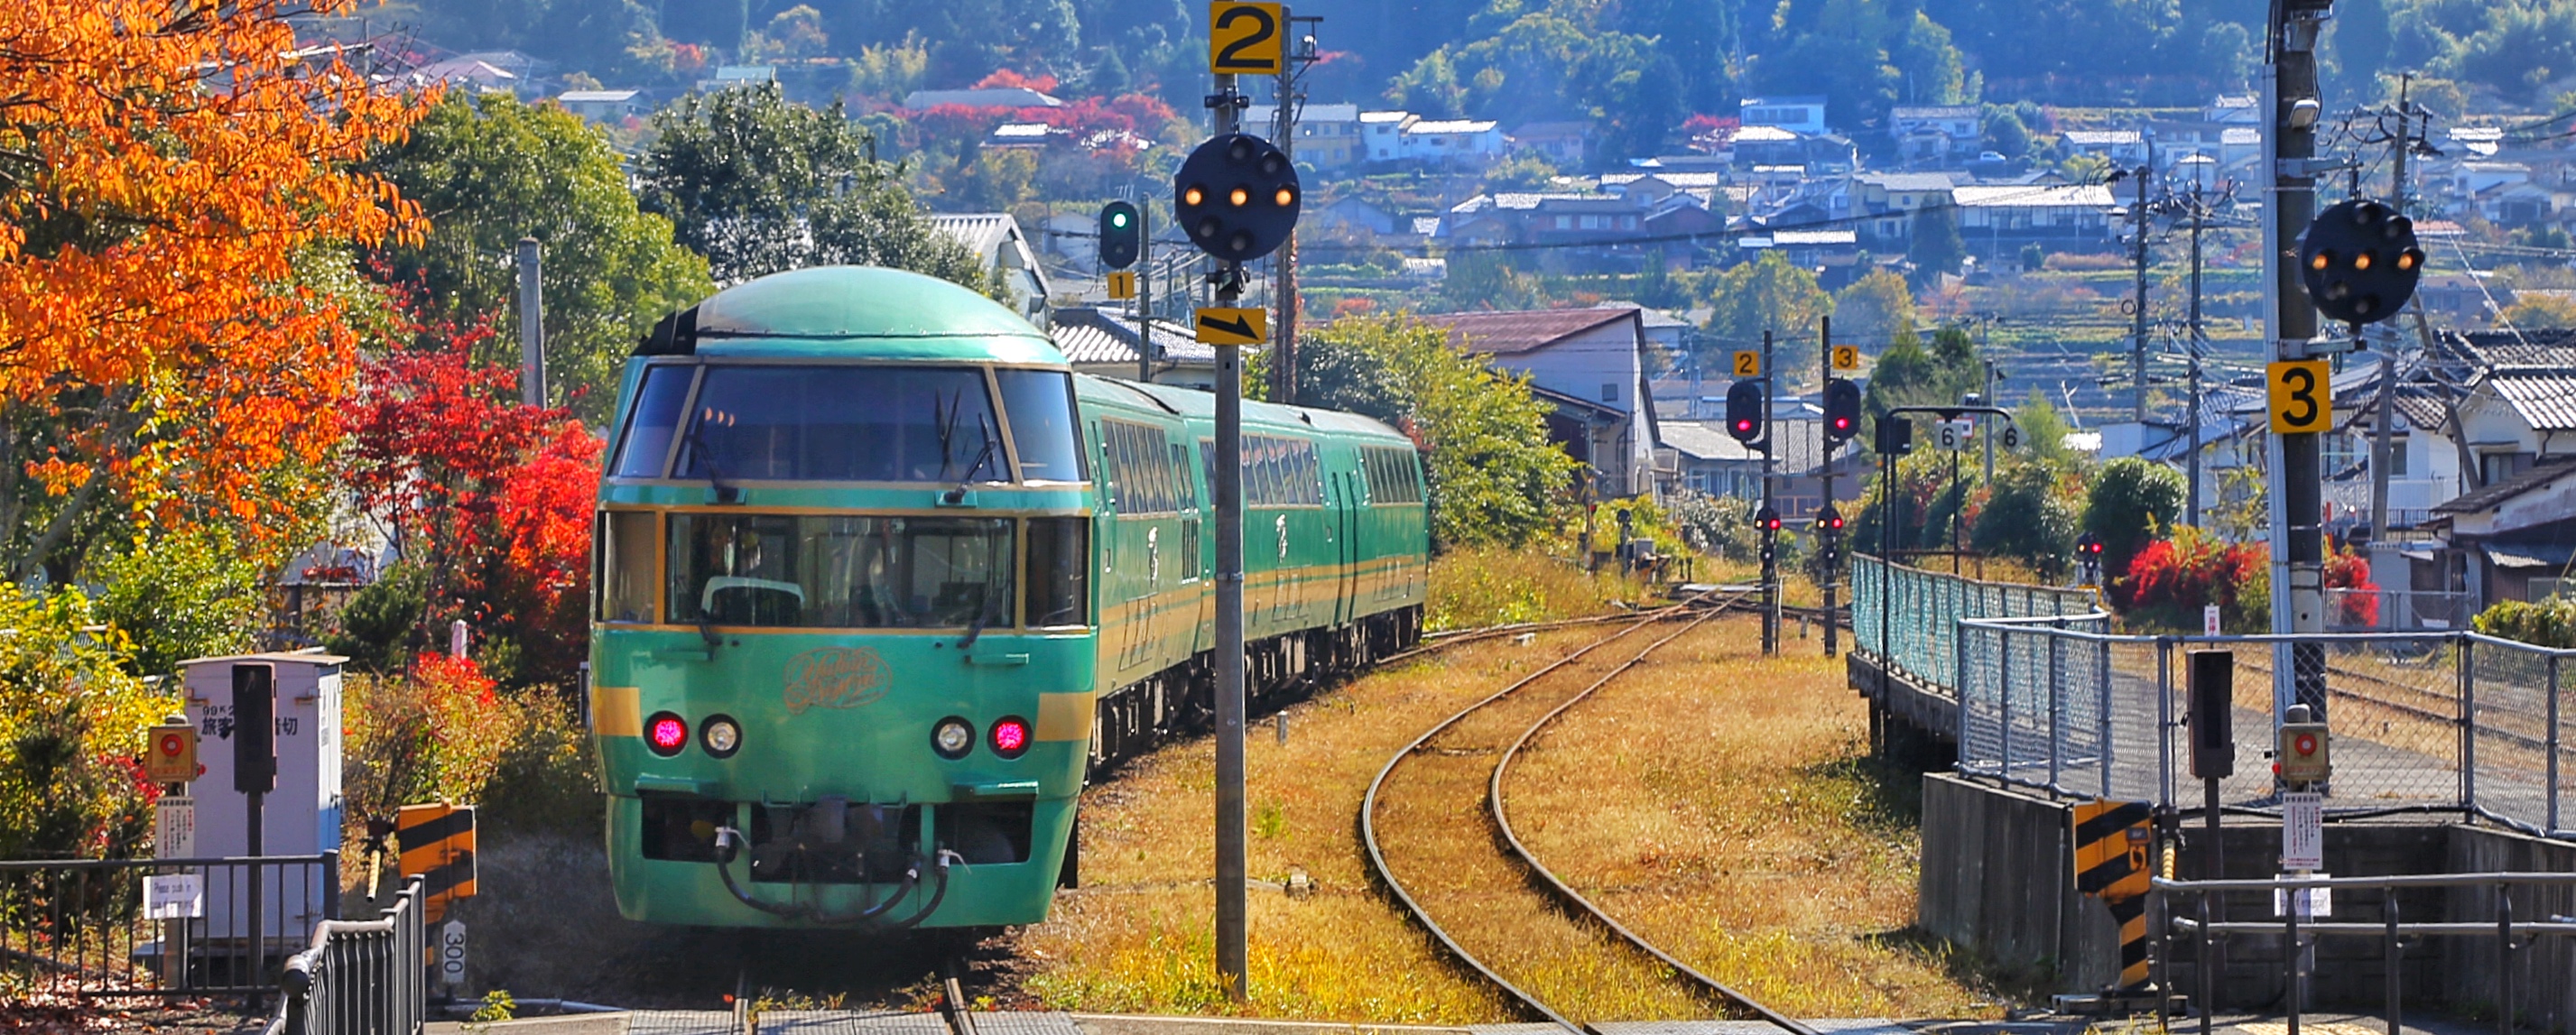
top-left (1360, 590), bottom-right (1816, 1033)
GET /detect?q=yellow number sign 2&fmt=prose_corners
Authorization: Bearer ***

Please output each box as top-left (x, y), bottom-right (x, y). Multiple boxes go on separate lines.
top-left (2268, 359), bottom-right (2331, 434)
top-left (1732, 350), bottom-right (1759, 377)
top-left (1209, 2), bottom-right (1284, 75)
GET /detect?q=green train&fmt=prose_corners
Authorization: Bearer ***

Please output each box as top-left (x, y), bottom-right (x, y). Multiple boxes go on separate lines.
top-left (588, 266), bottom-right (1428, 928)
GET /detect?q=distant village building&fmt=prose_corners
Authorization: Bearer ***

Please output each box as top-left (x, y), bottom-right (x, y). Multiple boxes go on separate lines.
top-left (555, 88), bottom-right (645, 122)
top-left (1050, 308), bottom-right (1216, 388)
top-left (1510, 121), bottom-right (1594, 167)
top-left (1888, 105), bottom-right (1979, 163)
top-left (928, 213), bottom-right (1052, 328)
top-left (1417, 309), bottom-right (1661, 497)
top-left (1951, 183), bottom-right (2119, 256)
top-left (1245, 104), bottom-right (1363, 167)
top-left (2061, 129), bottom-right (2151, 167)
top-left (1402, 118), bottom-right (1505, 166)
top-left (415, 51), bottom-right (534, 95)
top-left (1739, 95), bottom-right (1829, 135)
top-left (699, 65), bottom-right (775, 92)
top-left (985, 122), bottom-right (1064, 150)
top-left (1360, 110), bottom-right (1410, 162)
top-left (903, 87), bottom-right (1061, 109)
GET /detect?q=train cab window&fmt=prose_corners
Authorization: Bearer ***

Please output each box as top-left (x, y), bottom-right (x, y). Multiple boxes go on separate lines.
top-left (1024, 517), bottom-right (1090, 627)
top-left (667, 513), bottom-right (1015, 629)
top-left (597, 511), bottom-right (658, 623)
top-left (997, 370), bottom-right (1084, 483)
top-left (611, 365), bottom-right (695, 478)
top-left (674, 365), bottom-right (1005, 484)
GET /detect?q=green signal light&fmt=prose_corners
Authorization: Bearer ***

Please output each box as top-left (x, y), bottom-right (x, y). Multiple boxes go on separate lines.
top-left (1110, 212), bottom-right (1129, 228)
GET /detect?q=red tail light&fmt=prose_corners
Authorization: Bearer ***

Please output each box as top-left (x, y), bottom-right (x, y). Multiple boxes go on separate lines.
top-left (647, 712), bottom-right (688, 756)
top-left (990, 716), bottom-right (1032, 758)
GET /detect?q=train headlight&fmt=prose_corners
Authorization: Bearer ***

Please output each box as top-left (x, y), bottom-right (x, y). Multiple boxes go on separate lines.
top-left (990, 716), bottom-right (1032, 759)
top-left (646, 712), bottom-right (688, 757)
top-left (700, 716), bottom-right (742, 759)
top-left (932, 716), bottom-right (975, 760)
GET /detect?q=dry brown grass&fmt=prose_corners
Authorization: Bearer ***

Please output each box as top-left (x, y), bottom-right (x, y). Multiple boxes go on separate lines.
top-left (1504, 616), bottom-right (2001, 1019)
top-left (1015, 609), bottom-right (2000, 1022)
top-left (1426, 546), bottom-right (1654, 631)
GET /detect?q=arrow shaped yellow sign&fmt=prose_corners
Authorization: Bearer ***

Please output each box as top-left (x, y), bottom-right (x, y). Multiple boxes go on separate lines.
top-left (1196, 307), bottom-right (1266, 345)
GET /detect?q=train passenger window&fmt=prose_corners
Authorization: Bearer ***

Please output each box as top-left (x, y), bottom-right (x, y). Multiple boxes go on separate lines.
top-left (611, 365), bottom-right (695, 478)
top-left (675, 365), bottom-right (1004, 484)
top-left (667, 513), bottom-right (1015, 629)
top-left (1171, 444), bottom-right (1197, 510)
top-left (1024, 517), bottom-right (1089, 627)
top-left (597, 511), bottom-right (658, 623)
top-left (995, 369), bottom-right (1084, 482)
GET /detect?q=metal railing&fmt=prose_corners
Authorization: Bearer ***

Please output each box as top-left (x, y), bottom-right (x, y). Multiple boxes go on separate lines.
top-left (0, 853), bottom-right (338, 999)
top-left (1856, 555), bottom-right (2576, 835)
top-left (269, 875), bottom-right (425, 1035)
top-left (2156, 871), bottom-right (2576, 1035)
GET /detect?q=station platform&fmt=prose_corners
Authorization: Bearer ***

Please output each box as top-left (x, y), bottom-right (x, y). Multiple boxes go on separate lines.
top-left (425, 1012), bottom-right (2493, 1035)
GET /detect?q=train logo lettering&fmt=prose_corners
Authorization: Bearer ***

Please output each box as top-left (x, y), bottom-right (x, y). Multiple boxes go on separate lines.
top-left (783, 647), bottom-right (891, 715)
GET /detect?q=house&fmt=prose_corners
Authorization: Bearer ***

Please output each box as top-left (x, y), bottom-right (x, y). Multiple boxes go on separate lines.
top-left (699, 66), bottom-right (775, 92)
top-left (1245, 103), bottom-right (1364, 167)
top-left (2061, 129), bottom-right (2151, 167)
top-left (1740, 96), bottom-right (1828, 135)
top-left (929, 213), bottom-right (1052, 328)
top-left (1951, 184), bottom-right (2120, 257)
top-left (1659, 421), bottom-right (1768, 498)
top-left (2425, 459), bottom-right (2576, 609)
top-left (1402, 118), bottom-right (1506, 167)
top-left (1655, 412), bottom-right (1867, 519)
top-left (1306, 195), bottom-right (1400, 236)
top-left (1511, 121), bottom-right (1594, 167)
top-left (414, 56), bottom-right (524, 94)
top-left (903, 87), bottom-right (1061, 109)
top-left (985, 122), bottom-right (1065, 150)
top-left (2206, 94), bottom-right (2260, 125)
top-left (1049, 308), bottom-right (1219, 389)
top-left (1417, 308), bottom-right (1661, 497)
top-left (556, 88), bottom-right (645, 122)
top-left (1851, 171), bottom-right (1959, 249)
top-left (1600, 171), bottom-right (1724, 207)
top-left (1888, 106), bottom-right (1979, 163)
top-left (1360, 110), bottom-right (1411, 162)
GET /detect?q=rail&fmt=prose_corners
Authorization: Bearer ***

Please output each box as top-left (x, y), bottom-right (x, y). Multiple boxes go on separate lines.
top-left (1850, 554), bottom-right (2576, 836)
top-left (0, 852), bottom-right (338, 999)
top-left (267, 875), bottom-right (426, 1035)
top-left (2155, 871), bottom-right (2576, 1035)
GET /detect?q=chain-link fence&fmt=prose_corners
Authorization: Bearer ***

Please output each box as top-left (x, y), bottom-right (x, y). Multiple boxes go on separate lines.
top-left (1860, 556), bottom-right (2576, 836)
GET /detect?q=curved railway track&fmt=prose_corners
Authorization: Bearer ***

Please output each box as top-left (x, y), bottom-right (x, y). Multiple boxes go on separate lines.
top-left (1360, 590), bottom-right (1817, 1034)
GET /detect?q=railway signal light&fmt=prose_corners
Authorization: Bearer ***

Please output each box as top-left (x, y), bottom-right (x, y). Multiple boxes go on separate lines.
top-left (1098, 200), bottom-right (1142, 270)
top-left (2076, 531), bottom-right (2105, 585)
top-left (1755, 505), bottom-right (1783, 532)
top-left (1817, 504), bottom-right (1845, 531)
top-left (1823, 378), bottom-right (1860, 444)
top-left (1174, 133), bottom-right (1302, 262)
top-left (2298, 199), bottom-right (2424, 325)
top-left (1725, 380), bottom-right (1764, 443)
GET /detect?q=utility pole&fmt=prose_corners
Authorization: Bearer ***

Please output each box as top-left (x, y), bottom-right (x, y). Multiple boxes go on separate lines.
top-left (2187, 185), bottom-right (2206, 529)
top-left (1269, 13), bottom-right (1319, 404)
top-left (517, 237), bottom-right (544, 407)
top-left (2369, 76), bottom-right (2413, 547)
top-left (1820, 316), bottom-right (1838, 660)
top-left (2128, 151), bottom-right (2153, 425)
top-left (2264, 0), bottom-right (2333, 725)
top-left (1139, 204), bottom-right (1156, 384)
top-left (1761, 329), bottom-right (1778, 655)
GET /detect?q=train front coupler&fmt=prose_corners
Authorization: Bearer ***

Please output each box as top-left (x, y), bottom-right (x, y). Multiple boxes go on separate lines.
top-left (710, 826), bottom-right (961, 928)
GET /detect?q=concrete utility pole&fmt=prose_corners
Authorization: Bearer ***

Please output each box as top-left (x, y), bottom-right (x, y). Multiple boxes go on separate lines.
top-left (1762, 329), bottom-right (1778, 655)
top-left (2186, 186), bottom-right (2207, 529)
top-left (517, 237), bottom-right (544, 407)
top-left (2128, 152), bottom-right (2152, 425)
top-left (1820, 315), bottom-right (1838, 661)
top-left (1268, 12), bottom-right (1316, 405)
top-left (2264, 0), bottom-right (2334, 722)
top-left (1138, 202), bottom-right (1155, 384)
top-left (2369, 77), bottom-right (2413, 547)
top-left (1209, 71), bottom-right (1250, 1003)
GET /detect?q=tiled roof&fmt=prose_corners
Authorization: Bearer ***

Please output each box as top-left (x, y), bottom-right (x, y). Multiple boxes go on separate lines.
top-left (1417, 308), bottom-right (1637, 356)
top-left (2490, 370), bottom-right (2576, 431)
top-left (2433, 456), bottom-right (2576, 514)
top-left (1952, 185), bottom-right (2117, 208)
top-left (1051, 310), bottom-right (1213, 366)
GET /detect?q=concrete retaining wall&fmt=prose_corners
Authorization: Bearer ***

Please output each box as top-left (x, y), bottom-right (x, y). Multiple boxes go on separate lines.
top-left (2443, 825), bottom-right (2576, 1030)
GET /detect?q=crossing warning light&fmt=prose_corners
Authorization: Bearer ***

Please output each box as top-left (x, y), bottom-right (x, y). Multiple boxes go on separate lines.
top-left (144, 716), bottom-right (198, 785)
top-left (2277, 703), bottom-right (2331, 785)
top-left (2298, 199), bottom-right (2424, 325)
top-left (1098, 201), bottom-right (1142, 270)
top-left (1823, 378), bottom-right (1860, 443)
top-left (1725, 380), bottom-right (1764, 443)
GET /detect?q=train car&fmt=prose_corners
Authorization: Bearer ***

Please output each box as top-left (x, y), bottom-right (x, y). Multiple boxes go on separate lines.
top-left (589, 266), bottom-right (1426, 929)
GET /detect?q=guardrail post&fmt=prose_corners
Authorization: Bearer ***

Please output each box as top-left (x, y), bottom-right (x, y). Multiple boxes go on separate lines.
top-left (2385, 892), bottom-right (2401, 1035)
top-left (2286, 882), bottom-right (2303, 1035)
top-left (2198, 892), bottom-right (2214, 1035)
top-left (2497, 883), bottom-right (2513, 1035)
top-left (2158, 639), bottom-right (2175, 806)
top-left (1998, 626), bottom-right (2014, 777)
top-left (323, 849), bottom-right (340, 922)
top-left (2100, 634), bottom-right (2116, 800)
top-left (2049, 623), bottom-right (2063, 791)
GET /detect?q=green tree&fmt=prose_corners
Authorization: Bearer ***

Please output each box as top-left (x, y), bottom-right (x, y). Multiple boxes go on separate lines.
top-left (371, 93), bottom-right (714, 421)
top-left (1971, 460), bottom-right (2082, 578)
top-left (1700, 252), bottom-right (1832, 383)
top-left (638, 84), bottom-right (987, 290)
top-left (2082, 456), bottom-right (2185, 579)
top-left (1981, 105), bottom-right (2032, 158)
top-left (849, 32), bottom-right (932, 100)
top-left (1908, 204), bottom-right (1968, 281)
top-left (1833, 268), bottom-right (1917, 344)
top-left (92, 528), bottom-right (263, 683)
top-left (2013, 389), bottom-right (2078, 464)
top-left (1302, 314), bottom-right (1579, 548)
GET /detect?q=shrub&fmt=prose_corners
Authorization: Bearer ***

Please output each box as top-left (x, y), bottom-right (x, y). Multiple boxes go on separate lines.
top-left (0, 588), bottom-right (168, 859)
top-left (2474, 596), bottom-right (2576, 649)
top-left (1971, 461), bottom-right (2082, 580)
top-left (91, 527), bottom-right (264, 682)
top-left (2324, 546), bottom-right (2380, 627)
top-left (2120, 526), bottom-right (2269, 633)
top-left (2085, 457), bottom-right (2184, 602)
top-left (341, 652), bottom-right (524, 828)
top-left (1665, 491), bottom-right (1756, 560)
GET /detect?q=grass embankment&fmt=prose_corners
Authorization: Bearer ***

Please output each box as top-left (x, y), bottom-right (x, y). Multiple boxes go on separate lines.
top-left (1014, 596), bottom-right (2001, 1021)
top-left (1505, 615), bottom-right (1999, 1018)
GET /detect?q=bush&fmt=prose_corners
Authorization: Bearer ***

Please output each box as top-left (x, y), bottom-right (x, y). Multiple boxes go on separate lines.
top-left (92, 527), bottom-right (264, 682)
top-left (1970, 461), bottom-right (2081, 579)
top-left (2085, 457), bottom-right (2184, 601)
top-left (2474, 596), bottom-right (2576, 648)
top-left (1426, 546), bottom-right (1637, 631)
top-left (2118, 526), bottom-right (2268, 633)
top-left (2325, 547), bottom-right (2380, 627)
top-left (1665, 491), bottom-right (1756, 560)
top-left (341, 653), bottom-right (525, 828)
top-left (0, 588), bottom-right (168, 859)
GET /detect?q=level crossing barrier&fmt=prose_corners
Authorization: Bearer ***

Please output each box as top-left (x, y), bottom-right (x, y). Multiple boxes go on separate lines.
top-left (1852, 554), bottom-right (2576, 836)
top-left (267, 875), bottom-right (426, 1035)
top-left (0, 852), bottom-right (338, 1000)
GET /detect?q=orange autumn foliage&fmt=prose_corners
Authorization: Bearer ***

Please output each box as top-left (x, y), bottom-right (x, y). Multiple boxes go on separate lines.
top-left (0, 0), bottom-right (427, 569)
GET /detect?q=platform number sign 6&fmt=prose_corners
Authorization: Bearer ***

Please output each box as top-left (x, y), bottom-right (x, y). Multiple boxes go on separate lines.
top-left (1209, 2), bottom-right (1285, 75)
top-left (2267, 359), bottom-right (2331, 434)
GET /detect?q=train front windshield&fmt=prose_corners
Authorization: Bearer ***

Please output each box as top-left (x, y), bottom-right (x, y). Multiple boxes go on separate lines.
top-left (667, 514), bottom-right (1015, 629)
top-left (611, 364), bottom-right (1084, 485)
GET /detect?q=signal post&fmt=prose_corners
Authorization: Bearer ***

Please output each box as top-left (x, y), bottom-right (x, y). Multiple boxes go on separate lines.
top-left (1193, 1), bottom-right (1299, 1001)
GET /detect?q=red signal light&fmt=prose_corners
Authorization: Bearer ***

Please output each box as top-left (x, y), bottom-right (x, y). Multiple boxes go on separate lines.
top-left (991, 716), bottom-right (1032, 757)
top-left (647, 713), bottom-right (688, 756)
top-left (2293, 733), bottom-right (2318, 755)
top-left (1734, 418), bottom-right (1755, 434)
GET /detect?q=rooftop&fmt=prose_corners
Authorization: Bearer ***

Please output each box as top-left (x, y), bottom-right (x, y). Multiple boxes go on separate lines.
top-left (1951, 184), bottom-right (2117, 208)
top-left (1417, 308), bottom-right (1639, 356)
top-left (558, 89), bottom-right (641, 102)
top-left (903, 87), bottom-right (1061, 109)
top-left (1409, 119), bottom-right (1498, 134)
